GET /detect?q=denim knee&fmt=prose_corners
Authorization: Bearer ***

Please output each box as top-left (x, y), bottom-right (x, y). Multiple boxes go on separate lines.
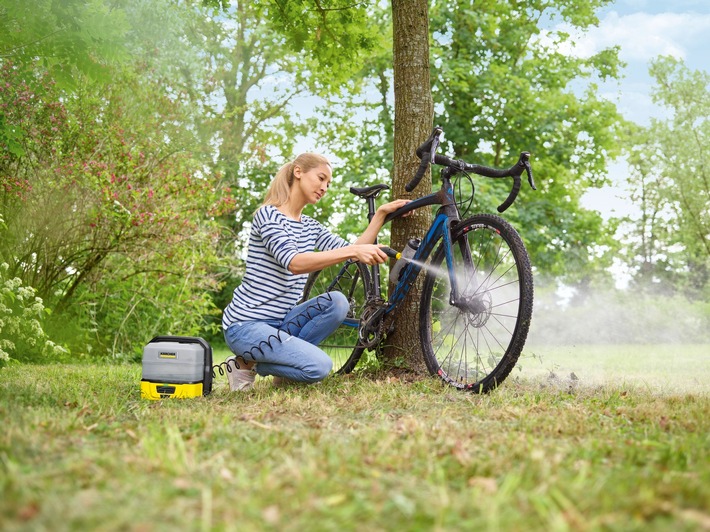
top-left (330, 290), bottom-right (350, 322)
top-left (303, 351), bottom-right (333, 383)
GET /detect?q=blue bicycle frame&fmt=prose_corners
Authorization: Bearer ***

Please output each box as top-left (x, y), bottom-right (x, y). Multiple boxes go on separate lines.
top-left (378, 169), bottom-right (472, 315)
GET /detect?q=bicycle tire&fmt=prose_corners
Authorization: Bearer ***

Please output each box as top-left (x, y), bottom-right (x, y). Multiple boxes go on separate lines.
top-left (420, 213), bottom-right (534, 392)
top-left (300, 260), bottom-right (372, 374)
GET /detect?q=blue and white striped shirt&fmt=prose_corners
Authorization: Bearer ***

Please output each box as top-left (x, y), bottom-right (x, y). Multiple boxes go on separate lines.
top-left (222, 205), bottom-right (349, 327)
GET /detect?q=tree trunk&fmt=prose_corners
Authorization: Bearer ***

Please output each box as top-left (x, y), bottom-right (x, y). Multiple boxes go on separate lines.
top-left (384, 0), bottom-right (433, 374)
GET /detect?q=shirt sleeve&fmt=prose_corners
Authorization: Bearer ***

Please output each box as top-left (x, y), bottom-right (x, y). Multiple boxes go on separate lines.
top-left (253, 207), bottom-right (300, 270)
top-left (312, 218), bottom-right (349, 251)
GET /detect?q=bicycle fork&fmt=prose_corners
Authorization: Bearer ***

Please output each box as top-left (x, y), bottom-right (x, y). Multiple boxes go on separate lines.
top-left (446, 222), bottom-right (488, 315)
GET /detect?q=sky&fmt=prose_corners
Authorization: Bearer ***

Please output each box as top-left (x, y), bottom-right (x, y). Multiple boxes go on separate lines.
top-left (566, 0), bottom-right (710, 218)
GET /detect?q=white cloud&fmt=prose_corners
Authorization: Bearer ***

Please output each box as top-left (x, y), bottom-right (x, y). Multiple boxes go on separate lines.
top-left (536, 9), bottom-right (710, 126)
top-left (547, 11), bottom-right (710, 63)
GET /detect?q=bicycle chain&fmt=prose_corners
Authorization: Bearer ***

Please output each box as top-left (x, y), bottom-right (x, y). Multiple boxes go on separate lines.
top-left (358, 299), bottom-right (386, 349)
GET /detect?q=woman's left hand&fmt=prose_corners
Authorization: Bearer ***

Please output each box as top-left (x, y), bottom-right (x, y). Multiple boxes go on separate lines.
top-left (355, 198), bottom-right (413, 247)
top-left (377, 199), bottom-right (411, 217)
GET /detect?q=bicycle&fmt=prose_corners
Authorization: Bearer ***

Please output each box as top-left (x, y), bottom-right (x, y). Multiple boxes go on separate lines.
top-left (301, 126), bottom-right (537, 393)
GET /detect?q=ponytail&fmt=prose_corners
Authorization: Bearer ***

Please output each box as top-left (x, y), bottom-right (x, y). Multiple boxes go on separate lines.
top-left (261, 153), bottom-right (331, 208)
top-left (262, 162), bottom-right (295, 208)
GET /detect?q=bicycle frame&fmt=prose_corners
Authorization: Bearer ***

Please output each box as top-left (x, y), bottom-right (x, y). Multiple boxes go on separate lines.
top-left (373, 169), bottom-right (474, 316)
top-left (309, 127), bottom-right (534, 391)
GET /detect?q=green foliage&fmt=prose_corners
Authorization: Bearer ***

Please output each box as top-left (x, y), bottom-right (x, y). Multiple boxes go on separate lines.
top-left (0, 0), bottom-right (130, 88)
top-left (0, 262), bottom-right (68, 365)
top-left (65, 257), bottom-right (223, 361)
top-left (305, 7), bottom-right (396, 244)
top-left (264, 0), bottom-right (380, 86)
top-left (0, 59), bottom-right (232, 357)
top-left (428, 0), bottom-right (625, 282)
top-left (623, 57), bottom-right (710, 298)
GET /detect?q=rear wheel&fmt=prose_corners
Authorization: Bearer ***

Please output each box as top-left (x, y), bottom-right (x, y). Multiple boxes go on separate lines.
top-left (300, 261), bottom-right (372, 373)
top-left (420, 214), bottom-right (534, 393)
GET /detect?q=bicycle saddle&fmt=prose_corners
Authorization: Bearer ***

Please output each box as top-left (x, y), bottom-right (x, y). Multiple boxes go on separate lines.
top-left (349, 184), bottom-right (390, 199)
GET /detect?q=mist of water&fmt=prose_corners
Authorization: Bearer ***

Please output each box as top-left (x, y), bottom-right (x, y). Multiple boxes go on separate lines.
top-left (521, 282), bottom-right (710, 393)
top-left (527, 283), bottom-right (710, 346)
top-left (406, 258), bottom-right (449, 279)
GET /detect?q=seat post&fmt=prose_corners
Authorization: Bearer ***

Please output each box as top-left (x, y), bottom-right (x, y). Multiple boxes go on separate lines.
top-left (349, 183), bottom-right (390, 294)
top-left (365, 195), bottom-right (381, 289)
top-left (366, 197), bottom-right (377, 222)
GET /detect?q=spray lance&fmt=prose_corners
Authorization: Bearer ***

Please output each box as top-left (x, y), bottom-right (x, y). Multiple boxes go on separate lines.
top-left (380, 238), bottom-right (421, 284)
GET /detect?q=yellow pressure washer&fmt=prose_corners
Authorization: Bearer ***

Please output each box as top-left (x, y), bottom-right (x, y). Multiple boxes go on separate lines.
top-left (140, 336), bottom-right (213, 400)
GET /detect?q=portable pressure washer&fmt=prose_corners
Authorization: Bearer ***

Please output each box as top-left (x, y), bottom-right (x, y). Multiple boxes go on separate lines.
top-left (140, 336), bottom-right (213, 400)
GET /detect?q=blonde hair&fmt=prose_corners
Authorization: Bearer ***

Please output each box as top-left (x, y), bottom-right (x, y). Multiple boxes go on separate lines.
top-left (262, 153), bottom-right (332, 207)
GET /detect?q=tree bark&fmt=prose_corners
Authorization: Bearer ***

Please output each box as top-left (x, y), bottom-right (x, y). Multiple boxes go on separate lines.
top-left (384, 0), bottom-right (433, 373)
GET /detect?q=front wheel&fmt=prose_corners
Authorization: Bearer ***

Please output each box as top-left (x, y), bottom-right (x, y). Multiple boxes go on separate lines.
top-left (300, 261), bottom-right (372, 374)
top-left (420, 214), bottom-right (534, 393)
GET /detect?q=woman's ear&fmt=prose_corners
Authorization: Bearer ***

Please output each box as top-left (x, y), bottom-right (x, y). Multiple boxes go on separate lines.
top-left (292, 164), bottom-right (302, 180)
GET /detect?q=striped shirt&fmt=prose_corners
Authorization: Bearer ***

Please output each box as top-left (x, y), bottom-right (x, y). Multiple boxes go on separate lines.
top-left (222, 205), bottom-right (349, 327)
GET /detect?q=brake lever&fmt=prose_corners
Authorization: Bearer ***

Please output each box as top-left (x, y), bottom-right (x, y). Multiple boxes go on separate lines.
top-left (520, 152), bottom-right (536, 190)
top-left (525, 161), bottom-right (536, 190)
top-left (430, 134), bottom-right (440, 163)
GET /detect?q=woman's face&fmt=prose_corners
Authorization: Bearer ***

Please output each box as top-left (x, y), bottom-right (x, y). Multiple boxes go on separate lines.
top-left (294, 163), bottom-right (332, 204)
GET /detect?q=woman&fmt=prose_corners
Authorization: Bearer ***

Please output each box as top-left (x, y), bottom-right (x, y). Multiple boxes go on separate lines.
top-left (222, 153), bottom-right (409, 391)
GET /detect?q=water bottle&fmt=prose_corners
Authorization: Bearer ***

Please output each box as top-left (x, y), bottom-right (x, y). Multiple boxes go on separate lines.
top-left (389, 238), bottom-right (421, 284)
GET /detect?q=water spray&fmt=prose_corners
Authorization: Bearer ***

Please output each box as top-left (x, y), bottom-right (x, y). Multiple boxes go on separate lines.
top-left (379, 239), bottom-right (448, 283)
top-left (380, 242), bottom-right (453, 281)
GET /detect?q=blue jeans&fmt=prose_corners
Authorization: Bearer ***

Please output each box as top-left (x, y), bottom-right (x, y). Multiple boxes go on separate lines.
top-left (223, 292), bottom-right (349, 383)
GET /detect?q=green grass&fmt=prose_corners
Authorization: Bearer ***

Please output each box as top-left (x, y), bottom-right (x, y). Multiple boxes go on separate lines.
top-left (521, 344), bottom-right (710, 394)
top-left (1, 347), bottom-right (709, 531)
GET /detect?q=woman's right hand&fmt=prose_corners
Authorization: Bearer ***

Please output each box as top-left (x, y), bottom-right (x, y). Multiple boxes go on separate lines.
top-left (349, 244), bottom-right (389, 265)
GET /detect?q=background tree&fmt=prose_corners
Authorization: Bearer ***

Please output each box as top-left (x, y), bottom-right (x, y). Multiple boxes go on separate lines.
top-left (623, 57), bottom-right (709, 299)
top-left (306, 5), bottom-right (396, 248)
top-left (429, 0), bottom-right (625, 290)
top-left (188, 1), bottom-right (387, 325)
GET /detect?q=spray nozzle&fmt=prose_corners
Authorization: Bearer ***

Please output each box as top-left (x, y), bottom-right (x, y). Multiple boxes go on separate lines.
top-left (380, 246), bottom-right (401, 260)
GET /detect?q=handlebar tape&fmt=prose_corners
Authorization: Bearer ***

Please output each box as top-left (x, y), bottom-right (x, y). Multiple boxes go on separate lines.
top-left (497, 176), bottom-right (522, 213)
top-left (406, 127), bottom-right (443, 192)
top-left (405, 154), bottom-right (430, 192)
top-left (406, 127), bottom-right (532, 212)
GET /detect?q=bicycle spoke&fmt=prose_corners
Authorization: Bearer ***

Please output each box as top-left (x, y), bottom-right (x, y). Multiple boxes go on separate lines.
top-left (300, 262), bottom-right (371, 373)
top-left (421, 215), bottom-right (533, 392)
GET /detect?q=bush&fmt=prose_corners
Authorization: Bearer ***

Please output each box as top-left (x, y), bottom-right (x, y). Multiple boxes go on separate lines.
top-left (1, 61), bottom-right (233, 361)
top-left (0, 262), bottom-right (68, 365)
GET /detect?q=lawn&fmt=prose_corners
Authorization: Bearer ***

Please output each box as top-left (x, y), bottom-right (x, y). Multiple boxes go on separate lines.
top-left (520, 343), bottom-right (710, 394)
top-left (1, 345), bottom-right (708, 531)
